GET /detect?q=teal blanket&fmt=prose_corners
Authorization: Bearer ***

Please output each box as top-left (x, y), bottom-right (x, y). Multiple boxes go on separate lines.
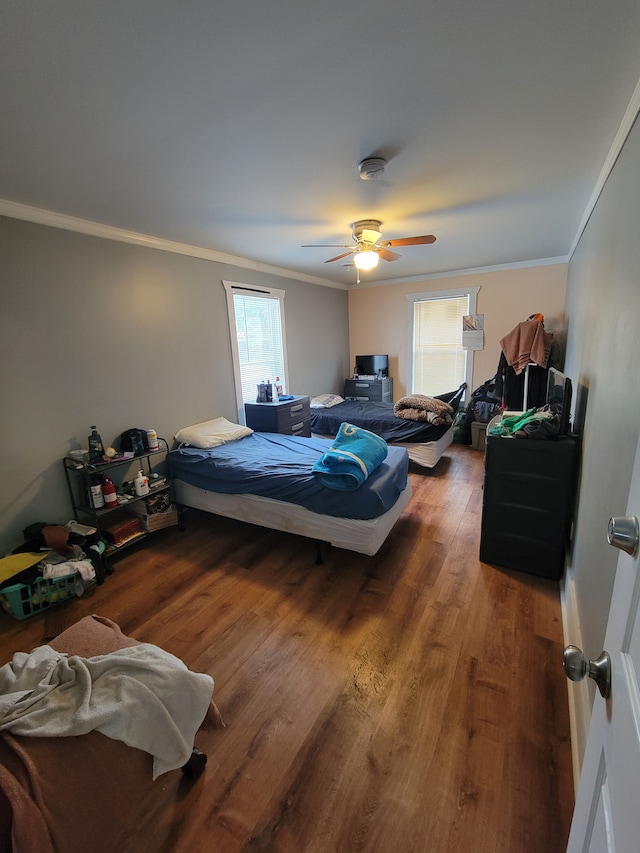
top-left (312, 422), bottom-right (388, 491)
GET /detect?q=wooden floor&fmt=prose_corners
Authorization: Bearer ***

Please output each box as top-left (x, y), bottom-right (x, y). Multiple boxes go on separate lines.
top-left (0, 443), bottom-right (574, 852)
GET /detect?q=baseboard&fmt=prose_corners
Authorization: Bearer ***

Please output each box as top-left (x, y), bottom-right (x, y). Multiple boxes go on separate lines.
top-left (560, 569), bottom-right (591, 796)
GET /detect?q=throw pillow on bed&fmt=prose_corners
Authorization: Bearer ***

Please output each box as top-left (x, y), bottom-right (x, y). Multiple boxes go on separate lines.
top-left (174, 417), bottom-right (253, 448)
top-left (310, 394), bottom-right (345, 408)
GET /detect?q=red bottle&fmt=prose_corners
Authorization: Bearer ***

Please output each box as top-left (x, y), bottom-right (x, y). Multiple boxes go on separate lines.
top-left (102, 476), bottom-right (118, 509)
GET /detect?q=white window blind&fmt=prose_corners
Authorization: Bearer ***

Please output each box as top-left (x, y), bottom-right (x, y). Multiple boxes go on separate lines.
top-left (408, 287), bottom-right (478, 397)
top-left (223, 281), bottom-right (288, 422)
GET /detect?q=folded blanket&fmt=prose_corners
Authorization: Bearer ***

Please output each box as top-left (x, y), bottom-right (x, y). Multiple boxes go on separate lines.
top-left (0, 643), bottom-right (214, 779)
top-left (393, 394), bottom-right (454, 425)
top-left (312, 422), bottom-right (388, 491)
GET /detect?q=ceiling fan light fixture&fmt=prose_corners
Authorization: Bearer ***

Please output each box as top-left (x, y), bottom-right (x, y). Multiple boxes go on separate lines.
top-left (358, 158), bottom-right (386, 181)
top-left (354, 249), bottom-right (379, 270)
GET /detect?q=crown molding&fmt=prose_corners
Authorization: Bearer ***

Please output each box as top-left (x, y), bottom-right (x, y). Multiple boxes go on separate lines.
top-left (0, 197), bottom-right (571, 290)
top-left (0, 199), bottom-right (346, 290)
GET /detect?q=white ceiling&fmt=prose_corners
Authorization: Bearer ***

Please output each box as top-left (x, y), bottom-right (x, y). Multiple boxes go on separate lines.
top-left (2, 1), bottom-right (640, 287)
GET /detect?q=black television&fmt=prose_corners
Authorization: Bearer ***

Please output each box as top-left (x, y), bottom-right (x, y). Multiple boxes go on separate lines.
top-left (355, 354), bottom-right (389, 378)
top-left (546, 367), bottom-right (572, 435)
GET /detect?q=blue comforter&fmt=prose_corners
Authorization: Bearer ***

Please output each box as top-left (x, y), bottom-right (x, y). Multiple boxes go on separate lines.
top-left (310, 400), bottom-right (452, 442)
top-left (169, 432), bottom-right (408, 520)
top-left (310, 385), bottom-right (466, 442)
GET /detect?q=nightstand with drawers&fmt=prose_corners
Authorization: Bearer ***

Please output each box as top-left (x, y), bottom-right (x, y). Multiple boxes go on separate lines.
top-left (244, 395), bottom-right (311, 437)
top-left (343, 377), bottom-right (393, 403)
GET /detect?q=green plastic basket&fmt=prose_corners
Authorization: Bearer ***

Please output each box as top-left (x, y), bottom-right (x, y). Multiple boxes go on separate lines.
top-left (0, 573), bottom-right (80, 620)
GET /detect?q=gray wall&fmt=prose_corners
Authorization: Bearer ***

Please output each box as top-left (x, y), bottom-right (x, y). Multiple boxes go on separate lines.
top-left (0, 216), bottom-right (349, 555)
top-left (564, 115), bottom-right (640, 667)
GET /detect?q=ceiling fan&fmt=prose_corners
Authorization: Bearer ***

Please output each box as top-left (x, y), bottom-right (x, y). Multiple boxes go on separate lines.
top-left (302, 219), bottom-right (436, 271)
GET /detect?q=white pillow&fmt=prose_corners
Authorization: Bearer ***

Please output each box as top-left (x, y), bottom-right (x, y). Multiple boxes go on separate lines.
top-left (310, 394), bottom-right (345, 409)
top-left (174, 417), bottom-right (253, 448)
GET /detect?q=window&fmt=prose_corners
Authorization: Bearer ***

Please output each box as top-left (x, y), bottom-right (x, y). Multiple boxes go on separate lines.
top-left (407, 286), bottom-right (479, 396)
top-left (223, 281), bottom-right (288, 423)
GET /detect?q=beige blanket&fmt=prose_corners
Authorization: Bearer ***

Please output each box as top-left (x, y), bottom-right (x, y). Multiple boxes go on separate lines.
top-left (393, 394), bottom-right (454, 425)
top-left (499, 319), bottom-right (553, 374)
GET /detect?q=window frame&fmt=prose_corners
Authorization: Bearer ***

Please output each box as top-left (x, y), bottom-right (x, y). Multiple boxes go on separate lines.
top-left (223, 280), bottom-right (289, 424)
top-left (406, 286), bottom-right (479, 397)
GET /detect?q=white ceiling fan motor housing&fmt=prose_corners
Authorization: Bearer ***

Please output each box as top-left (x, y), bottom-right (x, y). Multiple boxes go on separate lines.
top-left (351, 219), bottom-right (382, 244)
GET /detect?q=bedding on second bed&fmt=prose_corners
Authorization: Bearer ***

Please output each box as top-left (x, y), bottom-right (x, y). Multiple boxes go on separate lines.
top-left (310, 400), bottom-right (452, 442)
top-left (169, 432), bottom-right (408, 520)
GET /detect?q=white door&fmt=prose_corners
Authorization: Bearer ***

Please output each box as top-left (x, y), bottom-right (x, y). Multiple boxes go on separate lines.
top-left (566, 435), bottom-right (640, 852)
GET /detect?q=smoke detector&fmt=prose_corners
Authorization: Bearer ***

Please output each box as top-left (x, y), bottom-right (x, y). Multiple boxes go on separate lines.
top-left (358, 157), bottom-right (386, 181)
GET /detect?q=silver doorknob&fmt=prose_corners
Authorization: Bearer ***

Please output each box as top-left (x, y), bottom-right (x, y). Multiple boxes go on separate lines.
top-left (563, 645), bottom-right (611, 699)
top-left (607, 515), bottom-right (639, 556)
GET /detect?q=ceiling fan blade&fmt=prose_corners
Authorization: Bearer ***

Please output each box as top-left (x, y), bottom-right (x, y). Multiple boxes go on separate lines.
top-left (377, 247), bottom-right (401, 262)
top-left (383, 234), bottom-right (437, 247)
top-left (301, 244), bottom-right (352, 248)
top-left (325, 251), bottom-right (355, 263)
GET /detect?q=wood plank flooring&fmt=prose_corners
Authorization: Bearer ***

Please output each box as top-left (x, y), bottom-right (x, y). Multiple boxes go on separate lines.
top-left (0, 443), bottom-right (574, 852)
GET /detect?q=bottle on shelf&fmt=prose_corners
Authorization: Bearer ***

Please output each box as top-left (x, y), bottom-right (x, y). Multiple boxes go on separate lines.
top-left (275, 376), bottom-right (283, 398)
top-left (88, 426), bottom-right (105, 463)
top-left (102, 476), bottom-right (118, 509)
top-left (134, 470), bottom-right (150, 497)
top-left (146, 429), bottom-right (159, 451)
top-left (89, 475), bottom-right (105, 509)
top-left (128, 429), bottom-right (144, 455)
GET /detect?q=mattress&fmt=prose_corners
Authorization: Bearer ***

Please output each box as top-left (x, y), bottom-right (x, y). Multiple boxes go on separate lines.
top-left (173, 478), bottom-right (412, 556)
top-left (169, 432), bottom-right (409, 520)
top-left (398, 425), bottom-right (454, 468)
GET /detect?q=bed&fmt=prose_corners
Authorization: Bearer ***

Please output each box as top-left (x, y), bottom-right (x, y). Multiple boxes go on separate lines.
top-left (169, 420), bottom-right (412, 557)
top-left (309, 384), bottom-right (466, 469)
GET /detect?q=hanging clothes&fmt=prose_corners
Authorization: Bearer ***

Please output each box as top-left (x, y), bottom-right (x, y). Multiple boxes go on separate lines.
top-left (499, 316), bottom-right (554, 375)
top-left (495, 353), bottom-right (549, 411)
top-left (500, 314), bottom-right (553, 374)
top-left (496, 315), bottom-right (554, 410)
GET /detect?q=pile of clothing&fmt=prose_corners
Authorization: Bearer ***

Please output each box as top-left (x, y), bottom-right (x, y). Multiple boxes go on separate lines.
top-left (1, 522), bottom-right (107, 599)
top-left (487, 406), bottom-right (561, 440)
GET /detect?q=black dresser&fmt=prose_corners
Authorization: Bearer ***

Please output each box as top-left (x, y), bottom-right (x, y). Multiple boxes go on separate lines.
top-left (244, 395), bottom-right (311, 437)
top-left (479, 418), bottom-right (580, 580)
top-left (343, 377), bottom-right (393, 403)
